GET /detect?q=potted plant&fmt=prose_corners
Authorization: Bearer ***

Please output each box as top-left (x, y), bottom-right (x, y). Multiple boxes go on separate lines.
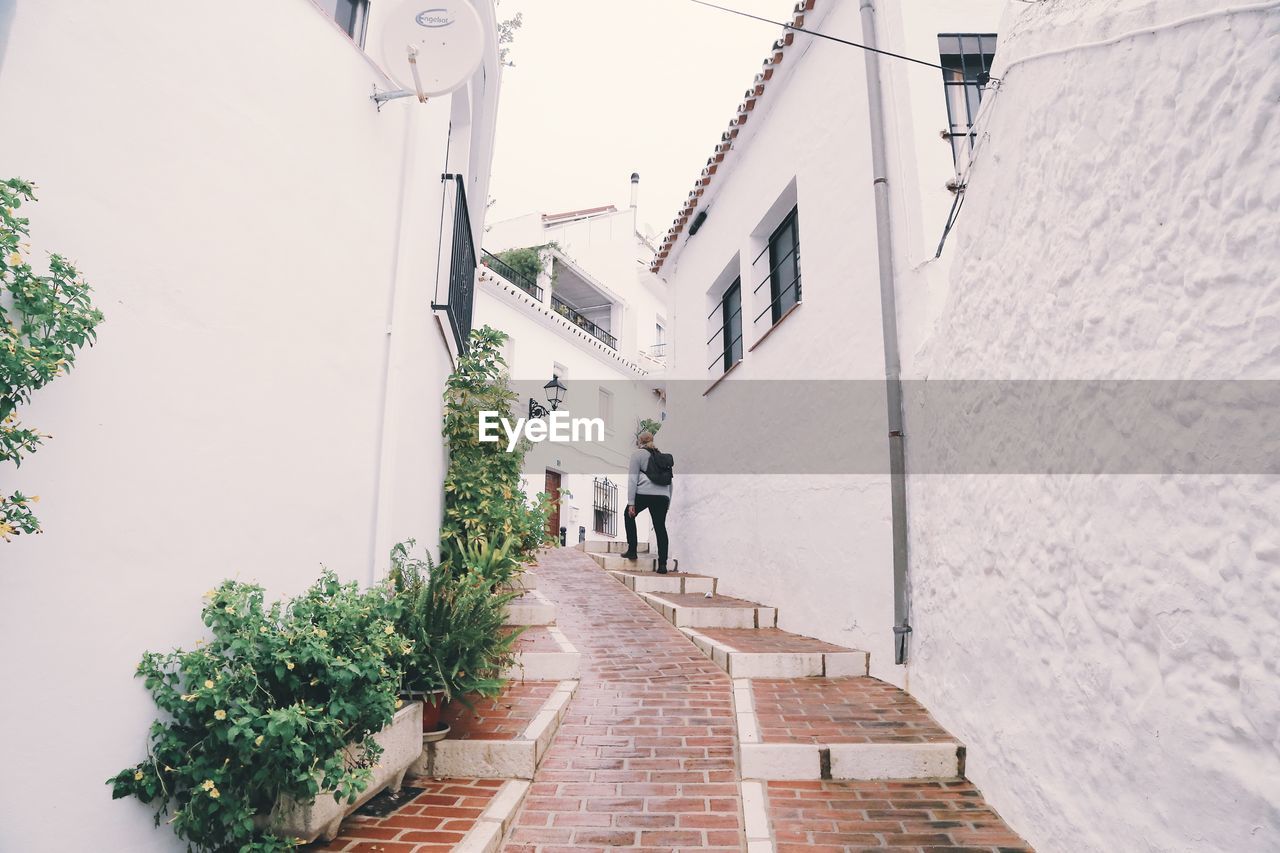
top-left (388, 540), bottom-right (523, 743)
top-left (108, 572), bottom-right (414, 849)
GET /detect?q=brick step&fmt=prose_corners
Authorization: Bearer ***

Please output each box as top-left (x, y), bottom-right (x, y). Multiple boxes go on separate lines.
top-left (411, 680), bottom-right (578, 780)
top-left (607, 568), bottom-right (716, 596)
top-left (504, 589), bottom-right (556, 626)
top-left (765, 779), bottom-right (1033, 851)
top-left (638, 591), bottom-right (778, 629)
top-left (579, 540), bottom-right (649, 554)
top-left (733, 676), bottom-right (963, 781)
top-left (503, 625), bottom-right (581, 681)
top-left (587, 553), bottom-right (681, 572)
top-left (682, 627), bottom-right (868, 678)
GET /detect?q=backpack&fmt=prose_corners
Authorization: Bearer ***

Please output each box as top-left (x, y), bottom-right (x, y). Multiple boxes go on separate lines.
top-left (643, 447), bottom-right (674, 486)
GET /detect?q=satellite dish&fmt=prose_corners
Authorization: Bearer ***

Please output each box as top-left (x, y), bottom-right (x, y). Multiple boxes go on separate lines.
top-left (380, 1), bottom-right (485, 98)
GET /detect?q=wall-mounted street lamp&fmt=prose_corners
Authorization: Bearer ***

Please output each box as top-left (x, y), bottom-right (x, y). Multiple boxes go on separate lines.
top-left (529, 374), bottom-right (567, 420)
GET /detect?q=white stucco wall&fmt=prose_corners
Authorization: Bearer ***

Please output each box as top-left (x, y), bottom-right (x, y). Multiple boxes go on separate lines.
top-left (658, 0), bottom-right (1002, 685)
top-left (473, 274), bottom-right (663, 547)
top-left (0, 1), bottom-right (499, 849)
top-left (904, 2), bottom-right (1280, 852)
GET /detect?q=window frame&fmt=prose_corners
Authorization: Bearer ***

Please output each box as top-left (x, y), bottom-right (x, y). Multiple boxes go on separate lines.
top-left (938, 33), bottom-right (998, 166)
top-left (720, 279), bottom-right (743, 374)
top-left (765, 207), bottom-right (801, 325)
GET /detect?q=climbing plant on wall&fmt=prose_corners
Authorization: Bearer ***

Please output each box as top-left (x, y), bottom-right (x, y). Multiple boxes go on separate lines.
top-left (441, 325), bottom-right (551, 570)
top-left (1, 179), bottom-right (105, 541)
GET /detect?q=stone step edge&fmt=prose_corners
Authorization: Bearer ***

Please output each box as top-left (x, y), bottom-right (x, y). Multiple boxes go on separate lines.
top-left (504, 625), bottom-right (582, 681)
top-left (580, 541), bottom-right (649, 554)
top-left (637, 591), bottom-right (778, 629)
top-left (504, 588), bottom-right (556, 626)
top-left (607, 569), bottom-right (716, 596)
top-left (681, 628), bottom-right (868, 678)
top-left (454, 779), bottom-right (532, 853)
top-left (731, 677), bottom-right (963, 780)
top-left (498, 570), bottom-right (538, 593)
top-left (740, 779), bottom-right (776, 853)
top-left (413, 680), bottom-right (579, 780)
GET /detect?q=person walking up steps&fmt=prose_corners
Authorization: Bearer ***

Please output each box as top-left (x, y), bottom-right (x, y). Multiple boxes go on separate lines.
top-left (620, 430), bottom-right (674, 573)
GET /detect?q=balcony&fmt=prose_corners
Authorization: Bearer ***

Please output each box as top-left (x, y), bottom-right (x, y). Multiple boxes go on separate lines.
top-left (548, 254), bottom-right (617, 350)
top-left (480, 250), bottom-right (544, 302)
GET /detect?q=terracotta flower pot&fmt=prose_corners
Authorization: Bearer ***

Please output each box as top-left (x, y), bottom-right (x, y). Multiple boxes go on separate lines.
top-left (420, 690), bottom-right (448, 732)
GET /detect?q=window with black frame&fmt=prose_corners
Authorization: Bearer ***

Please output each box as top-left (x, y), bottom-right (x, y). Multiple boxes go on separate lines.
top-left (719, 279), bottom-right (743, 373)
top-left (766, 208), bottom-right (801, 324)
top-left (939, 34), bottom-right (998, 166)
top-left (318, 0), bottom-right (370, 46)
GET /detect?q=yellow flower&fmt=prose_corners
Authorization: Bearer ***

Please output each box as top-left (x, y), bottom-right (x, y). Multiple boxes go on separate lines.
top-left (204, 680), bottom-right (215, 689)
top-left (254, 735), bottom-right (264, 746)
top-left (224, 605), bottom-right (235, 614)
top-left (395, 698), bottom-right (404, 709)
top-left (214, 709), bottom-right (227, 721)
top-left (201, 780), bottom-right (215, 791)
top-left (286, 662), bottom-right (295, 671)
top-left (384, 625), bottom-right (395, 635)
top-left (314, 628), bottom-right (328, 638)
top-left (181, 694), bottom-right (197, 702)
top-left (260, 626), bottom-right (268, 634)
top-left (134, 770), bottom-right (144, 781)
top-left (209, 788), bottom-right (220, 799)
top-left (7, 253), bottom-right (20, 266)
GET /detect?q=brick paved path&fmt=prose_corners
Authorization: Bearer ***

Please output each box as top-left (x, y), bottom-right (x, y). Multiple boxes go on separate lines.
top-left (504, 547), bottom-right (744, 851)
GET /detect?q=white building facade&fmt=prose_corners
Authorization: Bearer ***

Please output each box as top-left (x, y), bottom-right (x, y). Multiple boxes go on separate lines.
top-left (476, 191), bottom-right (668, 548)
top-left (656, 0), bottom-right (1279, 851)
top-left (0, 1), bottom-right (501, 848)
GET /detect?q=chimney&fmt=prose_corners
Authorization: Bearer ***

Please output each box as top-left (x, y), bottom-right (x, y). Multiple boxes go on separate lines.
top-left (630, 172), bottom-right (640, 209)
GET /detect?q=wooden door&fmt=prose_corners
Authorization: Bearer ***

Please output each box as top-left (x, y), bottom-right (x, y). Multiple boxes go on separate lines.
top-left (544, 469), bottom-right (562, 542)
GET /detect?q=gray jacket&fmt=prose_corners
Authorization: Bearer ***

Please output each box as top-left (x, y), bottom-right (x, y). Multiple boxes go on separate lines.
top-left (627, 448), bottom-right (672, 504)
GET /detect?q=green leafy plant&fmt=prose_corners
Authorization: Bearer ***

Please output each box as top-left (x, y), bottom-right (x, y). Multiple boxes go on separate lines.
top-left (108, 572), bottom-right (406, 852)
top-left (638, 418), bottom-right (662, 437)
top-left (388, 539), bottom-right (521, 708)
top-left (441, 325), bottom-right (552, 570)
top-left (1, 178), bottom-right (105, 540)
top-left (494, 242), bottom-right (559, 288)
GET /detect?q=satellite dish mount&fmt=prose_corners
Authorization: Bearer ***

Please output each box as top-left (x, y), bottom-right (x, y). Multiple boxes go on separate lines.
top-left (371, 1), bottom-right (486, 109)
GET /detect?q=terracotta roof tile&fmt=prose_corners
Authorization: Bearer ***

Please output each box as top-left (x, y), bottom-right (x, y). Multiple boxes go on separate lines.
top-left (651, 0), bottom-right (817, 272)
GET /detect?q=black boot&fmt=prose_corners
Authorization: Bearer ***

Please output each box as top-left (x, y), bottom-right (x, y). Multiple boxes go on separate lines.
top-left (656, 561), bottom-right (668, 574)
top-left (619, 550), bottom-right (637, 560)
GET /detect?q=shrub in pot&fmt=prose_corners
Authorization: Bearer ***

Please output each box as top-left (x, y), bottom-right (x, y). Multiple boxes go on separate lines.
top-left (388, 540), bottom-right (522, 734)
top-left (107, 571), bottom-right (406, 851)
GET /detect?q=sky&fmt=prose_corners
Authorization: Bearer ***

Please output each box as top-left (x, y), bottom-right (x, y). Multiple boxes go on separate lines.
top-left (485, 0), bottom-right (804, 239)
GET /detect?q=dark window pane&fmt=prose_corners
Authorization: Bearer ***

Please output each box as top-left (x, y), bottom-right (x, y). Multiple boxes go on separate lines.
top-left (722, 280), bottom-right (743, 371)
top-left (768, 209), bottom-right (800, 324)
top-left (938, 34), bottom-right (998, 165)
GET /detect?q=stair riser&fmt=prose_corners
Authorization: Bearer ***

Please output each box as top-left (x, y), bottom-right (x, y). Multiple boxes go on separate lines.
top-left (739, 742), bottom-right (961, 781)
top-left (641, 595), bottom-right (777, 629)
top-left (582, 541), bottom-right (649, 554)
top-left (504, 652), bottom-right (582, 681)
top-left (609, 571), bottom-right (715, 596)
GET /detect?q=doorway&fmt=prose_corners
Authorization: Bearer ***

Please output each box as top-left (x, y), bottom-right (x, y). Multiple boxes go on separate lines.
top-left (544, 469), bottom-right (562, 542)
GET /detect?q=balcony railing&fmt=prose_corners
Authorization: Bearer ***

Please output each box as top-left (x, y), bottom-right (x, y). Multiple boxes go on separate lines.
top-left (480, 249), bottom-right (544, 302)
top-left (432, 174), bottom-right (476, 352)
top-left (551, 292), bottom-right (617, 349)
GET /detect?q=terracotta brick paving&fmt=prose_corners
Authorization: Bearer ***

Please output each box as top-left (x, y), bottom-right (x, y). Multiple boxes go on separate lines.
top-left (305, 777), bottom-right (503, 852)
top-left (503, 547), bottom-right (745, 851)
top-left (753, 678), bottom-right (954, 745)
top-left (766, 780), bottom-right (1033, 852)
top-left (444, 681), bottom-right (558, 740)
top-left (695, 628), bottom-right (852, 654)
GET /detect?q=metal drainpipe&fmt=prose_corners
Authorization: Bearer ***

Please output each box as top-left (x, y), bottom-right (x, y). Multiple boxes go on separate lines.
top-left (858, 0), bottom-right (912, 665)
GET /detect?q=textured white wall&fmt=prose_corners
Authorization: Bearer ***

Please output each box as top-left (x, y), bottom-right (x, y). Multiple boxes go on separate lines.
top-left (905, 2), bottom-right (1280, 851)
top-left (0, 1), bottom-right (498, 849)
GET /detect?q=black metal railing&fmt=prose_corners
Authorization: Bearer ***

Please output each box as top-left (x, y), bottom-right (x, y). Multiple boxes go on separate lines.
top-left (593, 477), bottom-right (618, 536)
top-left (433, 174), bottom-right (476, 353)
top-left (551, 292), bottom-right (618, 349)
top-left (480, 249), bottom-right (544, 301)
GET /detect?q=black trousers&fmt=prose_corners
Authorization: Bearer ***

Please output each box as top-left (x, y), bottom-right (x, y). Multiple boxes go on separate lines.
top-left (625, 493), bottom-right (670, 563)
